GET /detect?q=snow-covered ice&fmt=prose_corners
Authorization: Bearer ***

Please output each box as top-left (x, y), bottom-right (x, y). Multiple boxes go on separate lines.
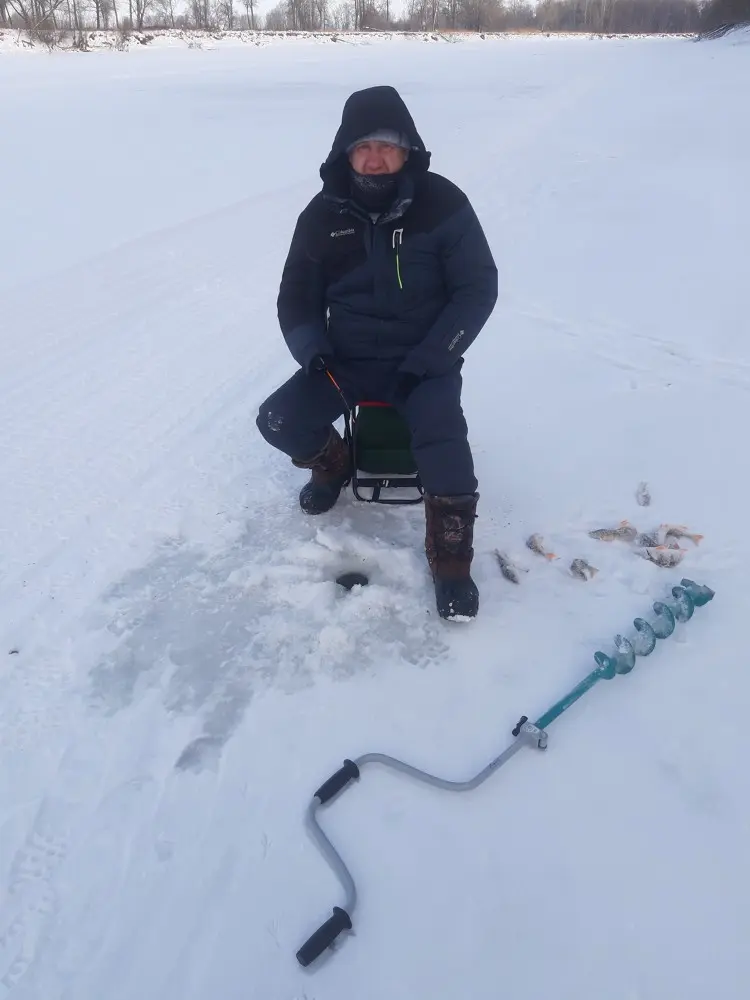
top-left (1, 32), bottom-right (749, 1000)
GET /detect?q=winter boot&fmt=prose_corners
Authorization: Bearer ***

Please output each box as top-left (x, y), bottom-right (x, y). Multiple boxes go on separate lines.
top-left (424, 493), bottom-right (480, 620)
top-left (292, 426), bottom-right (351, 515)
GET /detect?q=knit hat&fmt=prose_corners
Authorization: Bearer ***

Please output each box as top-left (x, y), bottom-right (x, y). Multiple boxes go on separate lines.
top-left (346, 128), bottom-right (412, 154)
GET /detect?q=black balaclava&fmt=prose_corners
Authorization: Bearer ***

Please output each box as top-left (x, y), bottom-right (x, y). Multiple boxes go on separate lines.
top-left (349, 169), bottom-right (402, 212)
top-left (347, 126), bottom-right (411, 214)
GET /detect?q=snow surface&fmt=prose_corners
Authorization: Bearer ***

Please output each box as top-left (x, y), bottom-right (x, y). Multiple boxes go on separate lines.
top-left (1, 33), bottom-right (749, 1000)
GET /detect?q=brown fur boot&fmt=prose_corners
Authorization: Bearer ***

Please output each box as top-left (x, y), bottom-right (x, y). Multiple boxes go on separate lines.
top-left (292, 427), bottom-right (351, 514)
top-left (424, 493), bottom-right (479, 620)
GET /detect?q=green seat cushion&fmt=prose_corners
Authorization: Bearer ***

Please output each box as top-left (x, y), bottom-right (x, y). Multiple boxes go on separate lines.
top-left (353, 406), bottom-right (417, 476)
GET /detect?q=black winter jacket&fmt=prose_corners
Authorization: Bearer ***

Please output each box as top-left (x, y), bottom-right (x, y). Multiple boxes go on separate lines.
top-left (277, 86), bottom-right (498, 379)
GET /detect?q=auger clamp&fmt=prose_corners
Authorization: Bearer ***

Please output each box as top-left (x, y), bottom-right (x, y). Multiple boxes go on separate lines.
top-left (512, 716), bottom-right (549, 750)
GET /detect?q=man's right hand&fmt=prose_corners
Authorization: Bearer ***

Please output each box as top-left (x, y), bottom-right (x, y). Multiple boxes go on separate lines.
top-left (309, 353), bottom-right (333, 374)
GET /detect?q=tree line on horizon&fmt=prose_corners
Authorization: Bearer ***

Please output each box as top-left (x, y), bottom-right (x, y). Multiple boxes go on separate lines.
top-left (697, 0), bottom-right (749, 33)
top-left (1, 0), bottom-right (747, 43)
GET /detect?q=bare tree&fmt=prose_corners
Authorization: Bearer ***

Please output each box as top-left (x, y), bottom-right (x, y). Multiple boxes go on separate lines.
top-left (535, 0), bottom-right (698, 33)
top-left (699, 0), bottom-right (750, 34)
top-left (1, 0), bottom-right (703, 33)
top-left (130, 0), bottom-right (153, 27)
top-left (242, 0), bottom-right (256, 27)
top-left (442, 0), bottom-right (459, 27)
top-left (154, 0), bottom-right (177, 24)
top-left (7, 0), bottom-right (67, 28)
top-left (264, 0), bottom-right (286, 24)
top-left (402, 0), bottom-right (426, 27)
top-left (216, 0), bottom-right (235, 25)
top-left (189, 0), bottom-right (211, 26)
top-left (458, 0), bottom-right (501, 30)
top-left (329, 0), bottom-right (353, 26)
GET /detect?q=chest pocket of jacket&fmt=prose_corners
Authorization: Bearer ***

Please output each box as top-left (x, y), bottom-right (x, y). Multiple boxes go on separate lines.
top-left (391, 229), bottom-right (444, 307)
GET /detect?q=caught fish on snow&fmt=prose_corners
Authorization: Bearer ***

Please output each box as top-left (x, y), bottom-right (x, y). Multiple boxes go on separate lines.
top-left (661, 524), bottom-right (703, 546)
top-left (495, 550), bottom-right (528, 584)
top-left (526, 533), bottom-right (557, 560)
top-left (634, 531), bottom-right (660, 547)
top-left (638, 545), bottom-right (686, 568)
top-left (588, 520), bottom-right (638, 542)
top-left (570, 558), bottom-right (598, 581)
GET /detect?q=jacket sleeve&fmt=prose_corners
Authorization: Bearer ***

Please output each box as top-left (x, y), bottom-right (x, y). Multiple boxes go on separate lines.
top-left (277, 204), bottom-right (332, 372)
top-left (398, 200), bottom-right (498, 379)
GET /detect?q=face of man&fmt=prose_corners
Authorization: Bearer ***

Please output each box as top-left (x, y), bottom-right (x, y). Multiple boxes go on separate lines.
top-left (349, 140), bottom-right (408, 176)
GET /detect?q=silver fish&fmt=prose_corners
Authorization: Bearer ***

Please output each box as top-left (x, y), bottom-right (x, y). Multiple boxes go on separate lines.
top-left (495, 550), bottom-right (527, 584)
top-left (638, 545), bottom-right (686, 568)
top-left (661, 524), bottom-right (703, 546)
top-left (635, 532), bottom-right (660, 548)
top-left (589, 520), bottom-right (638, 543)
top-left (636, 481), bottom-right (651, 507)
top-left (526, 533), bottom-right (557, 560)
top-left (570, 558), bottom-right (598, 581)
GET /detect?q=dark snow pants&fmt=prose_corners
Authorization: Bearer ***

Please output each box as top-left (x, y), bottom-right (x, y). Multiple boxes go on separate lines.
top-left (256, 361), bottom-right (477, 497)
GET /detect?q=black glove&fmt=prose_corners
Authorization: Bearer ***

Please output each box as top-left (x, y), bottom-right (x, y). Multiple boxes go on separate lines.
top-left (391, 371), bottom-right (422, 405)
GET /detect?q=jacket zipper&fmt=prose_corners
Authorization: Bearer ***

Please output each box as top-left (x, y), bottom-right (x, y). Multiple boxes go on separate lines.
top-left (392, 228), bottom-right (404, 289)
top-left (363, 221), bottom-right (374, 256)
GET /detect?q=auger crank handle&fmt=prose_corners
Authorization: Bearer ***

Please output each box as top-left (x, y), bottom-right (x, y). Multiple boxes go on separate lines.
top-left (314, 758), bottom-right (360, 804)
top-left (296, 906), bottom-right (352, 967)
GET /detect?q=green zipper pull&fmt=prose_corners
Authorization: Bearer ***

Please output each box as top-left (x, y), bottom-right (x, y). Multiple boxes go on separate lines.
top-left (392, 228), bottom-right (404, 289)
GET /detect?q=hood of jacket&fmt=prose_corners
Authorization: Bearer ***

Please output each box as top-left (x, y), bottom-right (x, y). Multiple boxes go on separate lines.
top-left (319, 85), bottom-right (431, 197)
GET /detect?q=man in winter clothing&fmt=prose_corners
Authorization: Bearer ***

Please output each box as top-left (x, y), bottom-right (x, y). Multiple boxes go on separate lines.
top-left (256, 85), bottom-right (498, 620)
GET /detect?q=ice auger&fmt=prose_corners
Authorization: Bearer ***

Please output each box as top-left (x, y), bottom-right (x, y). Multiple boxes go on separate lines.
top-left (295, 577), bottom-right (715, 968)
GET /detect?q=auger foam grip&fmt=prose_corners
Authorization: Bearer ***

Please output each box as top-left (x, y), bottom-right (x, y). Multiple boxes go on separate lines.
top-left (296, 906), bottom-right (352, 967)
top-left (314, 759), bottom-right (360, 804)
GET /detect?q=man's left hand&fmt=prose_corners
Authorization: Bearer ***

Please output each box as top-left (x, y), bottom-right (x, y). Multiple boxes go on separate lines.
top-left (391, 372), bottom-right (422, 405)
